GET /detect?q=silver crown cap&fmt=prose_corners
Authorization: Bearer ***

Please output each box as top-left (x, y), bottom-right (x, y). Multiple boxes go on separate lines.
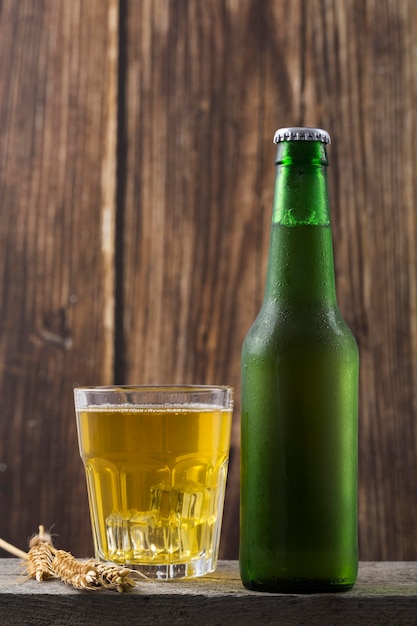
top-left (273, 127), bottom-right (331, 144)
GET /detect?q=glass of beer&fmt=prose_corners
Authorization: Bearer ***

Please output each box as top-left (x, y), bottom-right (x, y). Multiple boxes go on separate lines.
top-left (74, 385), bottom-right (233, 580)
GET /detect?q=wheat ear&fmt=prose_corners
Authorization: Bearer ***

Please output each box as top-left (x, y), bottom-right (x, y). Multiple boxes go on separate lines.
top-left (26, 543), bottom-right (55, 581)
top-left (93, 561), bottom-right (142, 592)
top-left (51, 550), bottom-right (100, 590)
top-left (24, 525), bottom-right (56, 582)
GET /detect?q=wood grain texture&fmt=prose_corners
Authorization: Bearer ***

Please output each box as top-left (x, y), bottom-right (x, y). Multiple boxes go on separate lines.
top-left (1, 560), bottom-right (417, 626)
top-left (0, 0), bottom-right (416, 564)
top-left (120, 0), bottom-right (305, 559)
top-left (0, 0), bottom-right (117, 557)
top-left (121, 0), bottom-right (417, 560)
top-left (304, 0), bottom-right (417, 560)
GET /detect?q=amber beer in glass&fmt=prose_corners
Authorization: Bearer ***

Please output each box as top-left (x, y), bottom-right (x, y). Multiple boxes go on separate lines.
top-left (240, 128), bottom-right (359, 592)
top-left (75, 386), bottom-right (233, 580)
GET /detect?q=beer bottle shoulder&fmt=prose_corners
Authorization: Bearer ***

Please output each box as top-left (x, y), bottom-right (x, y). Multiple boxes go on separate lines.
top-left (242, 302), bottom-right (358, 358)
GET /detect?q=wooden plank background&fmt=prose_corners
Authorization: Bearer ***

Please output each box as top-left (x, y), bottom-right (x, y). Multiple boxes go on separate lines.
top-left (0, 0), bottom-right (416, 562)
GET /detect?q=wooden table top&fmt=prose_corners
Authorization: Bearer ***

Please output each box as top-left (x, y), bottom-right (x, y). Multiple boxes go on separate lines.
top-left (1, 560), bottom-right (417, 625)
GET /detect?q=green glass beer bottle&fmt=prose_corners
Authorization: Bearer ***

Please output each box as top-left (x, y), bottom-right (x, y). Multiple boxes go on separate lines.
top-left (240, 127), bottom-right (359, 593)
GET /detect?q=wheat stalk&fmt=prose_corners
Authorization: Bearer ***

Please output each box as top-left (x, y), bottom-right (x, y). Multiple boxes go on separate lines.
top-left (0, 525), bottom-right (147, 592)
top-left (0, 537), bottom-right (28, 560)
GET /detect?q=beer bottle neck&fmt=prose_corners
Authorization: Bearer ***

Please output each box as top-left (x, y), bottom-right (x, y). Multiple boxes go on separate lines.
top-left (264, 141), bottom-right (337, 306)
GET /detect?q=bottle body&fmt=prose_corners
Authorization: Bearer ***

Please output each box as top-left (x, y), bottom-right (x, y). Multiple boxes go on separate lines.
top-left (240, 131), bottom-right (359, 593)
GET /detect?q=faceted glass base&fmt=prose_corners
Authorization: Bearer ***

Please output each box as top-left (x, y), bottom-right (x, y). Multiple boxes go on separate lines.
top-left (99, 554), bottom-right (217, 581)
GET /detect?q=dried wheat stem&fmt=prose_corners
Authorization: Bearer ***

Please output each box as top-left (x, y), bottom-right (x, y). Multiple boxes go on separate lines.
top-left (29, 525), bottom-right (51, 545)
top-left (0, 537), bottom-right (28, 560)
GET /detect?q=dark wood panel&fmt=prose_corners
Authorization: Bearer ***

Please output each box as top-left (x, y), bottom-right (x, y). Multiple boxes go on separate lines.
top-left (300, 0), bottom-right (417, 559)
top-left (122, 0), bottom-right (417, 560)
top-left (0, 0), bottom-right (416, 565)
top-left (0, 0), bottom-right (117, 557)
top-left (121, 0), bottom-right (305, 558)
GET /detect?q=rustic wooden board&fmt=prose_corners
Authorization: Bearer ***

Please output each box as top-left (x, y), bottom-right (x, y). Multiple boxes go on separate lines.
top-left (0, 0), bottom-right (416, 564)
top-left (0, 560), bottom-right (417, 626)
top-left (0, 0), bottom-right (118, 556)
top-left (120, 0), bottom-right (417, 561)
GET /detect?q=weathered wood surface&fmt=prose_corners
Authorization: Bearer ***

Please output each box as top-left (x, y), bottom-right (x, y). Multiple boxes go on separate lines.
top-left (0, 0), bottom-right (417, 563)
top-left (0, 561), bottom-right (417, 626)
top-left (0, 0), bottom-right (118, 558)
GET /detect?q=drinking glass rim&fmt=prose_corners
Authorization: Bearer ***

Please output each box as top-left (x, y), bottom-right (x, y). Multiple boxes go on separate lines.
top-left (74, 385), bottom-right (234, 410)
top-left (74, 384), bottom-right (233, 392)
